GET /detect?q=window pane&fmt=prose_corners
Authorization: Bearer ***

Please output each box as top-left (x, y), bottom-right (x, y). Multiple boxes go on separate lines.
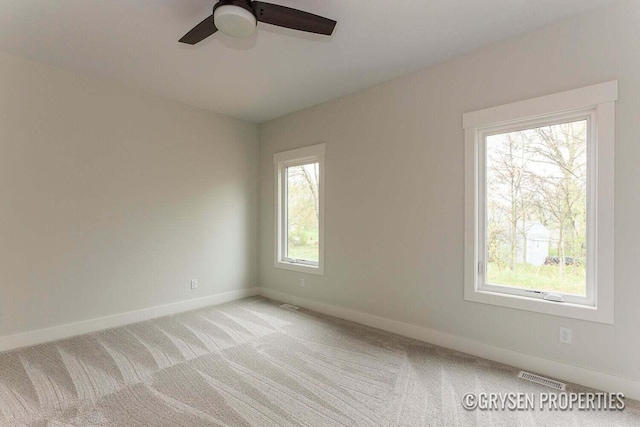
top-left (485, 120), bottom-right (587, 296)
top-left (286, 162), bottom-right (320, 262)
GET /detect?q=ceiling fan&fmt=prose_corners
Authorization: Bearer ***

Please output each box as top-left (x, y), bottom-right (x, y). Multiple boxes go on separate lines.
top-left (179, 0), bottom-right (337, 44)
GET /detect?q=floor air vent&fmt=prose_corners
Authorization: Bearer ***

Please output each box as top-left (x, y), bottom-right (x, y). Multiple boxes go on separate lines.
top-left (518, 371), bottom-right (566, 390)
top-left (279, 303), bottom-right (299, 311)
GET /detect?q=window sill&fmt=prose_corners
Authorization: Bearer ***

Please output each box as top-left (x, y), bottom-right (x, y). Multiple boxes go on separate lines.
top-left (464, 288), bottom-right (613, 324)
top-left (275, 260), bottom-right (324, 276)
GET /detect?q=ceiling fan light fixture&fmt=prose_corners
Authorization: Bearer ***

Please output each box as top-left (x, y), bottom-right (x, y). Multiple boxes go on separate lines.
top-left (213, 5), bottom-right (257, 38)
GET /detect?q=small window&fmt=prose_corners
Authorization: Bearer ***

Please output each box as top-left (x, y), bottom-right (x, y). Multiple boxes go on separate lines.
top-left (464, 82), bottom-right (617, 323)
top-left (274, 144), bottom-right (325, 275)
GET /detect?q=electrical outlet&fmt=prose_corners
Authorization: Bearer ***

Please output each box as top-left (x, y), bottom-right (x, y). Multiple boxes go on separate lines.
top-left (191, 279), bottom-right (198, 290)
top-left (300, 279), bottom-right (306, 287)
top-left (559, 327), bottom-right (572, 344)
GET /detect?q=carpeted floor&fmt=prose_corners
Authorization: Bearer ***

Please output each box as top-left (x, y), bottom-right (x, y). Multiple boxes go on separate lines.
top-left (0, 296), bottom-right (638, 426)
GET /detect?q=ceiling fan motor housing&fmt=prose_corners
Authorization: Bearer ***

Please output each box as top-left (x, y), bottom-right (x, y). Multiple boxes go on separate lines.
top-left (213, 0), bottom-right (258, 38)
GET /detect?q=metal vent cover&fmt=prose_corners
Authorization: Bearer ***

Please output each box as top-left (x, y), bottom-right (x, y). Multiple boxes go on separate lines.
top-left (518, 371), bottom-right (566, 390)
top-left (279, 303), bottom-right (299, 311)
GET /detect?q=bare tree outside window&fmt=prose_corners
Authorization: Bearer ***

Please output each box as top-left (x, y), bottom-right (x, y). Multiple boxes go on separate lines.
top-left (485, 120), bottom-right (587, 296)
top-left (286, 162), bottom-right (320, 262)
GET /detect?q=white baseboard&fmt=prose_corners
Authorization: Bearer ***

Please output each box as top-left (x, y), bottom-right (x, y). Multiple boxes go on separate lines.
top-left (0, 287), bottom-right (260, 353)
top-left (259, 288), bottom-right (640, 401)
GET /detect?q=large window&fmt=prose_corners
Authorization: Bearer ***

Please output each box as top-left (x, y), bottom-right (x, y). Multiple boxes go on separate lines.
top-left (274, 144), bottom-right (325, 275)
top-left (464, 82), bottom-right (617, 323)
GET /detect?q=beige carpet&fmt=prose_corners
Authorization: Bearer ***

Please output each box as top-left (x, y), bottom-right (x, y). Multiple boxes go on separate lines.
top-left (0, 296), bottom-right (637, 426)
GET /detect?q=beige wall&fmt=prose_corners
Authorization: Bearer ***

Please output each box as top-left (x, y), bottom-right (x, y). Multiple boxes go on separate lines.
top-left (0, 52), bottom-right (259, 336)
top-left (259, 0), bottom-right (640, 381)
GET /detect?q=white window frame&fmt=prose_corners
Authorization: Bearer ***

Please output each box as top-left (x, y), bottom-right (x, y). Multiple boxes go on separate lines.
top-left (274, 143), bottom-right (325, 275)
top-left (463, 81), bottom-right (617, 324)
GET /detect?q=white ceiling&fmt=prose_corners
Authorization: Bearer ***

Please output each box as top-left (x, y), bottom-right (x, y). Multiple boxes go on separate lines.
top-left (0, 0), bottom-right (618, 123)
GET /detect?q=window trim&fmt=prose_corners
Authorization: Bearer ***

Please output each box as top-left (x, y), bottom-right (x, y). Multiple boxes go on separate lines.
top-left (463, 81), bottom-right (617, 324)
top-left (274, 143), bottom-right (325, 275)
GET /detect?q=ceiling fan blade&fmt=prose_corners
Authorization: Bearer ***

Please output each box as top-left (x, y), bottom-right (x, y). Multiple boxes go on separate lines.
top-left (251, 2), bottom-right (336, 36)
top-left (179, 15), bottom-right (218, 45)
